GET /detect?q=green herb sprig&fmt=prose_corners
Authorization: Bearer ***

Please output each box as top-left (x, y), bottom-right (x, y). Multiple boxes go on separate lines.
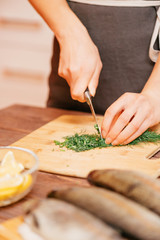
top-left (54, 124), bottom-right (160, 152)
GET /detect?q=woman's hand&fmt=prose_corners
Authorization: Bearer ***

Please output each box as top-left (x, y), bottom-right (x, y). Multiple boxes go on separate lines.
top-left (101, 92), bottom-right (160, 145)
top-left (29, 0), bottom-right (102, 102)
top-left (58, 24), bottom-right (102, 102)
top-left (102, 51), bottom-right (160, 146)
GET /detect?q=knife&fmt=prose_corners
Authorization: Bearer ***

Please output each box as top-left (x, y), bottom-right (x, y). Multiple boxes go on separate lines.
top-left (84, 88), bottom-right (103, 139)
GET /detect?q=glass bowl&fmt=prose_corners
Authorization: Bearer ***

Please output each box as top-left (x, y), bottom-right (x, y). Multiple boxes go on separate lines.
top-left (0, 146), bottom-right (39, 207)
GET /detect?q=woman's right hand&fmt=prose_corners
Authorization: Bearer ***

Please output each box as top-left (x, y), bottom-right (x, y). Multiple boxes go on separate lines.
top-left (29, 0), bottom-right (102, 102)
top-left (58, 23), bottom-right (102, 102)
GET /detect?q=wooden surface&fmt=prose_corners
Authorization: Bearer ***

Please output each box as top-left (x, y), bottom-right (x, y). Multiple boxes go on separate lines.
top-left (12, 114), bottom-right (160, 178)
top-left (0, 217), bottom-right (23, 240)
top-left (0, 105), bottom-right (89, 223)
top-left (0, 104), bottom-right (160, 225)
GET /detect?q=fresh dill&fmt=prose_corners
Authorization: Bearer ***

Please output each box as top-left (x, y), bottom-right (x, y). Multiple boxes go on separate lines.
top-left (94, 124), bottom-right (100, 134)
top-left (54, 124), bottom-right (160, 152)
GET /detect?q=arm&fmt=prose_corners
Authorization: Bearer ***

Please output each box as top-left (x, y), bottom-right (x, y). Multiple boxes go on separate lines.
top-left (29, 0), bottom-right (102, 102)
top-left (101, 54), bottom-right (160, 145)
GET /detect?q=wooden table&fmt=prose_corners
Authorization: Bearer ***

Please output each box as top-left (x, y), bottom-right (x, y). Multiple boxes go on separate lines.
top-left (0, 104), bottom-right (90, 223)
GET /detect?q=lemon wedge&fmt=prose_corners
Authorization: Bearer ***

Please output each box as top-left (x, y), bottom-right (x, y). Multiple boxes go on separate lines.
top-left (1, 151), bottom-right (24, 175)
top-left (0, 174), bottom-right (23, 189)
top-left (0, 151), bottom-right (32, 201)
top-left (0, 174), bottom-right (32, 201)
top-left (0, 166), bottom-right (9, 177)
top-left (0, 188), bottom-right (19, 201)
top-left (18, 174), bottom-right (32, 194)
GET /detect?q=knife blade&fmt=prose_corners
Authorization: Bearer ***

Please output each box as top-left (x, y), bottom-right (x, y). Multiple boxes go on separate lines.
top-left (84, 88), bottom-right (103, 139)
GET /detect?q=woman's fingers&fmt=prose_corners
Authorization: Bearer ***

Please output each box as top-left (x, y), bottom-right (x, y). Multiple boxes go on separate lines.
top-left (72, 58), bottom-right (102, 102)
top-left (67, 57), bottom-right (102, 102)
top-left (104, 108), bottom-right (137, 144)
top-left (102, 92), bottom-right (158, 146)
top-left (122, 120), bottom-right (150, 145)
top-left (70, 72), bottom-right (93, 102)
top-left (101, 94), bottom-right (128, 139)
top-left (111, 110), bottom-right (147, 145)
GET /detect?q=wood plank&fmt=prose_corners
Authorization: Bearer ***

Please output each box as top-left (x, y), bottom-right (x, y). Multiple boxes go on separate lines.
top-left (0, 104), bottom-right (87, 132)
top-left (0, 217), bottom-right (23, 240)
top-left (0, 105), bottom-right (89, 222)
top-left (0, 105), bottom-right (159, 224)
top-left (12, 114), bottom-right (160, 178)
top-left (0, 129), bottom-right (28, 146)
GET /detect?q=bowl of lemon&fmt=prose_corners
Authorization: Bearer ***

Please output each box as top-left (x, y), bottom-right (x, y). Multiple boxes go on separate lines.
top-left (0, 146), bottom-right (39, 206)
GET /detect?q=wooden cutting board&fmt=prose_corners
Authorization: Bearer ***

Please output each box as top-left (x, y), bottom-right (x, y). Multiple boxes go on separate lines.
top-left (11, 115), bottom-right (160, 178)
top-left (0, 217), bottom-right (23, 240)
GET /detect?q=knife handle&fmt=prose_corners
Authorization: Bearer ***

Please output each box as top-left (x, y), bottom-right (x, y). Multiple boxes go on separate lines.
top-left (85, 87), bottom-right (89, 93)
top-left (84, 87), bottom-right (91, 104)
top-left (84, 87), bottom-right (91, 98)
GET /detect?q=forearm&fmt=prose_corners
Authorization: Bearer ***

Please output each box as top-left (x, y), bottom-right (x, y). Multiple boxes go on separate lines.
top-left (29, 0), bottom-right (102, 101)
top-left (28, 0), bottom-right (86, 42)
top-left (142, 54), bottom-right (160, 97)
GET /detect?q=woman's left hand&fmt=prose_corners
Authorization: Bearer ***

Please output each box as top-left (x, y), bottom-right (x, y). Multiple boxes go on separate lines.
top-left (101, 92), bottom-right (160, 145)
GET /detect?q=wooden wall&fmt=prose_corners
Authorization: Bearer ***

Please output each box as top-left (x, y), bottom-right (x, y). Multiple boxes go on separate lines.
top-left (0, 0), bottom-right (53, 109)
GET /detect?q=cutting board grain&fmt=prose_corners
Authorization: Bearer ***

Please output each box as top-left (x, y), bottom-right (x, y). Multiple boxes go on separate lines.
top-left (11, 115), bottom-right (160, 178)
top-left (0, 217), bottom-right (23, 240)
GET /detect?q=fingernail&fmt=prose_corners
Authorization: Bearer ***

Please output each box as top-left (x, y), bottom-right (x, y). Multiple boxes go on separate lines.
top-left (102, 130), bottom-right (106, 138)
top-left (105, 137), bottom-right (111, 144)
top-left (90, 89), bottom-right (96, 97)
top-left (92, 90), bottom-right (96, 97)
top-left (112, 140), bottom-right (118, 146)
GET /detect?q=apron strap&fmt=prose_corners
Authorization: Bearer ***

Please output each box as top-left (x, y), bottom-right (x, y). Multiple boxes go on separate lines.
top-left (149, 7), bottom-right (160, 62)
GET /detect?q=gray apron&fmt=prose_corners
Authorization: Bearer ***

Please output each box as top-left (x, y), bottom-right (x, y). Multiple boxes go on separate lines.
top-left (47, 0), bottom-right (160, 115)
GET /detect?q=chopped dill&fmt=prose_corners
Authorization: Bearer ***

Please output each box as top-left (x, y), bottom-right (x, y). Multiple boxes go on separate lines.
top-left (94, 124), bottom-right (100, 134)
top-left (54, 124), bottom-right (160, 152)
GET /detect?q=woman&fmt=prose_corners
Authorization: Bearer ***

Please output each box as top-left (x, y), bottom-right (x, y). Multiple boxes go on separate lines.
top-left (29, 0), bottom-right (160, 145)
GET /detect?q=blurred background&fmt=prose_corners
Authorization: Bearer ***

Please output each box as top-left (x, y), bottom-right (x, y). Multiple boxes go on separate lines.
top-left (0, 0), bottom-right (53, 109)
